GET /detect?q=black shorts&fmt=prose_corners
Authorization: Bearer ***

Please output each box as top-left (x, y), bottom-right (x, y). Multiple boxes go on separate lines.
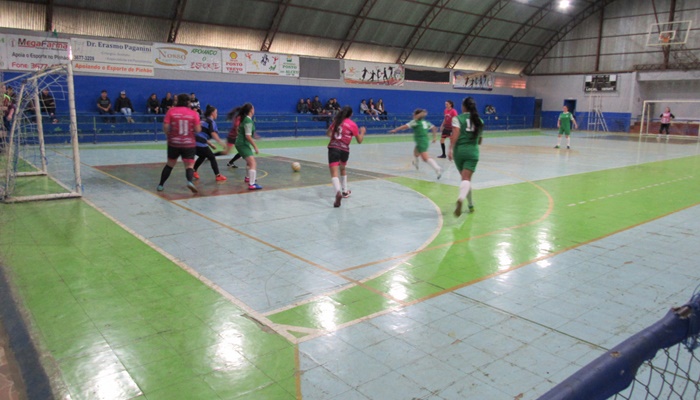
top-left (441, 128), bottom-right (452, 138)
top-left (196, 146), bottom-right (214, 158)
top-left (328, 147), bottom-right (350, 166)
top-left (167, 146), bottom-right (196, 160)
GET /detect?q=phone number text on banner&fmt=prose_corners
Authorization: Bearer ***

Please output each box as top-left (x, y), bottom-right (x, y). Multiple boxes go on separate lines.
top-left (72, 38), bottom-right (154, 76)
top-left (3, 34), bottom-right (71, 71)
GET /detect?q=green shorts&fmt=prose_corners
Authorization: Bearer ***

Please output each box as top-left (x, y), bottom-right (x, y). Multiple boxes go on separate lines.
top-left (453, 147), bottom-right (478, 172)
top-left (558, 127), bottom-right (571, 136)
top-left (235, 142), bottom-right (254, 158)
top-left (415, 137), bottom-right (430, 153)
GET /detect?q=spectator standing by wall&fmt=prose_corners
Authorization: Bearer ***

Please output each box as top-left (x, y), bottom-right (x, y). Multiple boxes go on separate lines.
top-left (190, 93), bottom-right (202, 116)
top-left (40, 89), bottom-right (57, 123)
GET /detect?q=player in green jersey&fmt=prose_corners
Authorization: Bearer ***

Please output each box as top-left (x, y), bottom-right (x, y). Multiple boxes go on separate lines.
top-left (448, 97), bottom-right (483, 217)
top-left (389, 108), bottom-right (442, 179)
top-left (555, 105), bottom-right (578, 149)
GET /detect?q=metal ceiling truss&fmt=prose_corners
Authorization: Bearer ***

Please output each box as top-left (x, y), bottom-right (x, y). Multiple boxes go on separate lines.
top-left (522, 0), bottom-right (619, 76)
top-left (485, 0), bottom-right (556, 73)
top-left (444, 0), bottom-right (509, 69)
top-left (44, 0), bottom-right (54, 32)
top-left (395, 0), bottom-right (451, 65)
top-left (335, 0), bottom-right (377, 59)
top-left (167, 0), bottom-right (188, 43)
top-left (260, 0), bottom-right (292, 52)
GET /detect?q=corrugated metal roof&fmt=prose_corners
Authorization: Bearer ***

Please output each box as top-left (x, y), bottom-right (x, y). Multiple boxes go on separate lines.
top-left (1, 0), bottom-right (698, 75)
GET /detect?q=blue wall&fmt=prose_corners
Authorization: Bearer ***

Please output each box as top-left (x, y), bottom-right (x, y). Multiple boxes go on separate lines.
top-left (4, 72), bottom-right (535, 121)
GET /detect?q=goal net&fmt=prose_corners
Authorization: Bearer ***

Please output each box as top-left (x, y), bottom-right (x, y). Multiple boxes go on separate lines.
top-left (1, 64), bottom-right (82, 203)
top-left (639, 100), bottom-right (700, 137)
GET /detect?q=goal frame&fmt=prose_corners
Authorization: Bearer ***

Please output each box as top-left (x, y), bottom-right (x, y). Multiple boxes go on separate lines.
top-left (2, 63), bottom-right (82, 203)
top-left (639, 99), bottom-right (700, 137)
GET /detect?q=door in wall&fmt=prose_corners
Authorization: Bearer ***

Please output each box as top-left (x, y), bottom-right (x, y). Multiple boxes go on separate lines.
top-left (563, 99), bottom-right (577, 129)
top-left (534, 99), bottom-right (542, 128)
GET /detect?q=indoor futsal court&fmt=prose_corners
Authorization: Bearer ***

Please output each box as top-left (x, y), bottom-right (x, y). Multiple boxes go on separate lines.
top-left (2, 131), bottom-right (700, 399)
top-left (2, 0), bottom-right (700, 399)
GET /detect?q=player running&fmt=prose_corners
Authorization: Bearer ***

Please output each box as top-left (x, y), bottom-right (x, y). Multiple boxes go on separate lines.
top-left (327, 106), bottom-right (365, 208)
top-left (389, 108), bottom-right (442, 179)
top-left (449, 97), bottom-right (484, 217)
top-left (438, 100), bottom-right (458, 158)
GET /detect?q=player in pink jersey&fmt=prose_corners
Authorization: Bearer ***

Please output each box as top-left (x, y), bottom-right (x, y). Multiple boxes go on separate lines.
top-left (659, 107), bottom-right (675, 137)
top-left (157, 93), bottom-right (201, 193)
top-left (438, 100), bottom-right (458, 158)
top-left (327, 106), bottom-right (365, 207)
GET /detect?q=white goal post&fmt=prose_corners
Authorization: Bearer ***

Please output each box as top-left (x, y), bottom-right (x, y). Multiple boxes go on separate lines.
top-left (639, 99), bottom-right (700, 137)
top-left (1, 63), bottom-right (82, 203)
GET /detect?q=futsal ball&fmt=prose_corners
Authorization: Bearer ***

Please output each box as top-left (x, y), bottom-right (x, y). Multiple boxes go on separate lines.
top-left (291, 162), bottom-right (301, 172)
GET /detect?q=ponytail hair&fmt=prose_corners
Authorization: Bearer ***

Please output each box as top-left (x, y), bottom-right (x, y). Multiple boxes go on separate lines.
top-left (332, 106), bottom-right (353, 129)
top-left (462, 97), bottom-right (483, 138)
top-left (236, 103), bottom-right (254, 122)
top-left (227, 106), bottom-right (241, 121)
top-left (204, 104), bottom-right (216, 118)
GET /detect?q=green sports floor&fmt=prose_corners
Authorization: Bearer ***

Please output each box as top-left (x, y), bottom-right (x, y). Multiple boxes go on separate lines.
top-left (1, 131), bottom-right (700, 399)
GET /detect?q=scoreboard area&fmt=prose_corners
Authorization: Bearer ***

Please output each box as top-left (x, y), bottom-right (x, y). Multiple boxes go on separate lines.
top-left (585, 74), bottom-right (618, 92)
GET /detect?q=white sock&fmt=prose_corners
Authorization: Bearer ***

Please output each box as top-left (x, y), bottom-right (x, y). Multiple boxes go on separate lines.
top-left (426, 158), bottom-right (440, 172)
top-left (249, 169), bottom-right (256, 185)
top-left (557, 136), bottom-right (562, 146)
top-left (458, 180), bottom-right (471, 201)
top-left (467, 190), bottom-right (473, 207)
top-left (332, 177), bottom-right (341, 193)
top-left (566, 136), bottom-right (571, 146)
top-left (341, 175), bottom-right (348, 192)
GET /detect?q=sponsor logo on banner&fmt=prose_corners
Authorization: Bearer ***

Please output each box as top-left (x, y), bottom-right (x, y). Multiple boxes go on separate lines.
top-left (4, 34), bottom-right (71, 71)
top-left (224, 51), bottom-right (246, 74)
top-left (153, 44), bottom-right (221, 72)
top-left (280, 55), bottom-right (299, 77)
top-left (155, 47), bottom-right (188, 67)
top-left (343, 61), bottom-right (404, 86)
top-left (71, 38), bottom-right (153, 76)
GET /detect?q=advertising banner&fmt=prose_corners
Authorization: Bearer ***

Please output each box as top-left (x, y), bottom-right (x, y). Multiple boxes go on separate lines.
top-left (153, 43), bottom-right (222, 73)
top-left (222, 50), bottom-right (246, 74)
top-left (453, 71), bottom-right (494, 91)
top-left (71, 38), bottom-right (154, 76)
top-left (242, 51), bottom-right (299, 76)
top-left (3, 34), bottom-right (71, 71)
top-left (343, 60), bottom-right (404, 86)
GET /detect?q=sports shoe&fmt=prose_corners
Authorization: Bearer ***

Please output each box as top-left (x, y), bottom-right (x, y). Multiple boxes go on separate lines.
top-left (334, 191), bottom-right (342, 208)
top-left (156, 185), bottom-right (164, 192)
top-left (454, 200), bottom-right (463, 217)
top-left (468, 205), bottom-right (475, 213)
top-left (248, 183), bottom-right (262, 190)
top-left (215, 174), bottom-right (227, 182)
top-left (554, 145), bottom-right (560, 149)
top-left (227, 162), bottom-right (238, 168)
top-left (193, 171), bottom-right (200, 179)
top-left (244, 176), bottom-right (250, 183)
top-left (412, 159), bottom-right (419, 170)
top-left (566, 145), bottom-right (570, 149)
top-left (437, 154), bottom-right (447, 158)
top-left (436, 167), bottom-right (442, 180)
top-left (186, 181), bottom-right (198, 193)
top-left (342, 190), bottom-right (351, 198)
